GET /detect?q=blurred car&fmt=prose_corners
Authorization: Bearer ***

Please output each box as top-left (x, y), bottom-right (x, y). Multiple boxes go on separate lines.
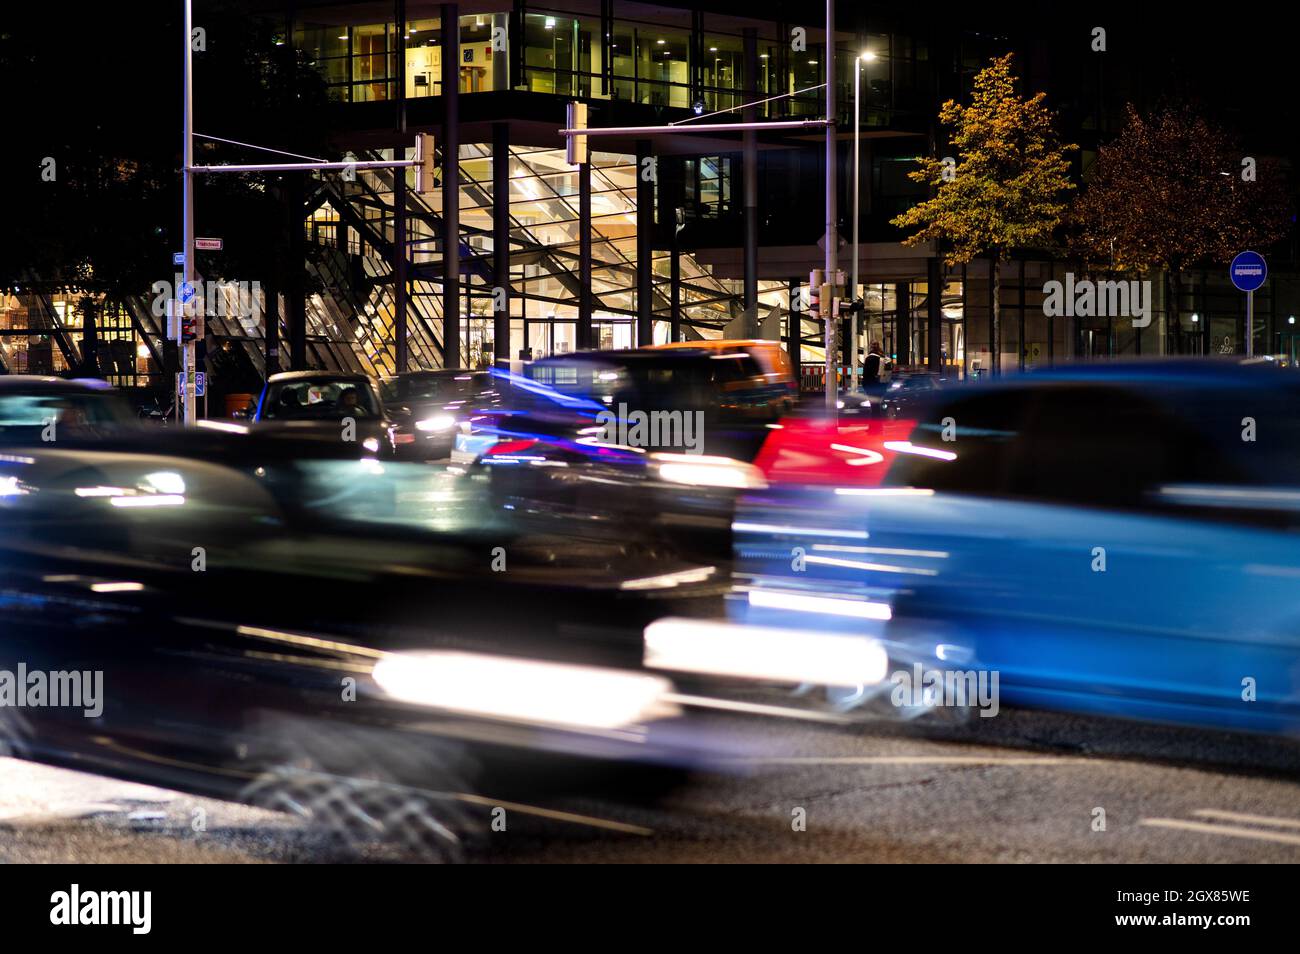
top-left (0, 439), bottom-right (753, 849)
top-left (0, 375), bottom-right (139, 445)
top-left (834, 371), bottom-right (948, 419)
top-left (734, 359), bottom-right (1300, 735)
top-left (452, 350), bottom-right (776, 559)
top-left (381, 369), bottom-right (503, 461)
top-left (252, 370), bottom-right (399, 458)
top-left (646, 338), bottom-right (798, 411)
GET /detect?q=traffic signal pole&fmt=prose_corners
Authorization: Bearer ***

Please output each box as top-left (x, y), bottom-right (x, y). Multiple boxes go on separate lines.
top-left (181, 0), bottom-right (196, 426)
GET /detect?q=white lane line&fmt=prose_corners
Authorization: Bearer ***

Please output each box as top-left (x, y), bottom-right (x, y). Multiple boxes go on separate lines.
top-left (724, 756), bottom-right (1092, 766)
top-left (1192, 809), bottom-right (1300, 831)
top-left (1140, 818), bottom-right (1300, 848)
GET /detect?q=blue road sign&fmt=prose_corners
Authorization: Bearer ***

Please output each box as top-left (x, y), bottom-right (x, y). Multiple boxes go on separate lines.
top-left (1230, 251), bottom-right (1268, 293)
top-left (194, 372), bottom-right (206, 397)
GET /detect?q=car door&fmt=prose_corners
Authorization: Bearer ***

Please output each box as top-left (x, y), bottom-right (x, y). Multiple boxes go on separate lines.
top-left (878, 381), bottom-right (1300, 732)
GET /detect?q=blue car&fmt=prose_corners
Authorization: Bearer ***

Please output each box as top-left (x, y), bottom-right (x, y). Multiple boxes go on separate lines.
top-left (733, 359), bottom-right (1300, 735)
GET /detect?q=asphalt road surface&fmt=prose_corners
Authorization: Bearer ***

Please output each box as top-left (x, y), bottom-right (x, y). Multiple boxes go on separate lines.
top-left (3, 705), bottom-right (1299, 863)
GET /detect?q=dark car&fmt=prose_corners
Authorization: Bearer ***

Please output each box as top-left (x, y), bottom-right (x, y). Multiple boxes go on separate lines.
top-left (381, 369), bottom-right (503, 460)
top-left (0, 437), bottom-right (747, 853)
top-left (451, 350), bottom-right (776, 560)
top-left (0, 375), bottom-right (140, 445)
top-left (253, 370), bottom-right (399, 458)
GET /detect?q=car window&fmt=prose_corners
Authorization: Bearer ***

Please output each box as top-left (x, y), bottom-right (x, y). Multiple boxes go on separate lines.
top-left (0, 392), bottom-right (134, 437)
top-left (1168, 384), bottom-right (1300, 486)
top-left (1007, 385), bottom-right (1213, 509)
top-left (709, 355), bottom-right (762, 387)
top-left (884, 389), bottom-right (1028, 495)
top-left (402, 375), bottom-right (485, 401)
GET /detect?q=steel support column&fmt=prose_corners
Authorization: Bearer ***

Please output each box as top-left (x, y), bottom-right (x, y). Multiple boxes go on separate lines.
top-left (394, 0), bottom-right (409, 372)
top-left (286, 173), bottom-right (307, 370)
top-left (578, 156), bottom-right (593, 350)
top-left (441, 3), bottom-right (461, 369)
top-left (927, 256), bottom-right (943, 371)
top-left (743, 28), bottom-right (759, 330)
top-left (636, 139), bottom-right (654, 346)
top-left (492, 122), bottom-right (511, 366)
top-left (896, 282), bottom-right (911, 366)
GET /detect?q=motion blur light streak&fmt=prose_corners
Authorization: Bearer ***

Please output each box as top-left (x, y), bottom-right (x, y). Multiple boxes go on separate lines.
top-left (89, 582), bottom-right (145, 593)
top-left (109, 494), bottom-right (186, 508)
top-left (371, 652), bottom-right (679, 729)
top-left (195, 420), bottom-right (249, 435)
top-left (881, 441), bottom-right (957, 461)
top-left (74, 486), bottom-right (129, 497)
top-left (733, 521), bottom-right (870, 540)
top-left (834, 487), bottom-right (935, 497)
top-left (804, 555), bottom-right (939, 576)
top-left (620, 566), bottom-right (718, 590)
top-left (830, 443), bottom-right (885, 465)
top-left (746, 589), bottom-right (893, 620)
top-left (644, 618), bottom-right (889, 686)
top-left (651, 454), bottom-right (767, 489)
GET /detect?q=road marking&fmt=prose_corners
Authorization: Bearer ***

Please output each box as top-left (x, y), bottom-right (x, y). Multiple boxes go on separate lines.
top-left (1192, 809), bottom-right (1300, 831)
top-left (1140, 817), bottom-right (1300, 847)
top-left (725, 755), bottom-right (1092, 766)
top-left (454, 793), bottom-right (653, 836)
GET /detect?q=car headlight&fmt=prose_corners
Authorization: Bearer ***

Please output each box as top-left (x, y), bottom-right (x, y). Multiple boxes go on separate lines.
top-left (416, 414), bottom-right (457, 433)
top-left (371, 651), bottom-right (679, 729)
top-left (362, 437), bottom-right (381, 452)
top-left (650, 453), bottom-right (767, 489)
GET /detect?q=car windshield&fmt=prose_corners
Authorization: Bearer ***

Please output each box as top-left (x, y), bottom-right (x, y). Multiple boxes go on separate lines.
top-left (386, 374), bottom-right (485, 403)
top-left (0, 390), bottom-right (135, 439)
top-left (263, 379), bottom-right (381, 420)
top-left (524, 359), bottom-right (713, 412)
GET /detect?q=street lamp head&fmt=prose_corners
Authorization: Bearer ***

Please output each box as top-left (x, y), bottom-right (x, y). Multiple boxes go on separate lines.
top-left (860, 51), bottom-right (877, 62)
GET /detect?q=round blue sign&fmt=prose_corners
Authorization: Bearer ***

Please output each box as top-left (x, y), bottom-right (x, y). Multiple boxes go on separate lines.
top-left (1230, 251), bottom-right (1268, 292)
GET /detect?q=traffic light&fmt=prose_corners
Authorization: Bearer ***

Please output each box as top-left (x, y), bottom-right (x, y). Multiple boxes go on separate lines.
top-left (566, 101), bottom-right (588, 167)
top-left (417, 132), bottom-right (437, 194)
top-left (181, 313), bottom-right (202, 342)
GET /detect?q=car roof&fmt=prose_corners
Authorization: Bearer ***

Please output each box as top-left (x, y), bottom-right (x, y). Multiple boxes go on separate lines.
top-left (531, 348), bottom-right (715, 367)
top-left (648, 339), bottom-right (776, 350)
top-left (389, 368), bottom-right (483, 378)
top-left (0, 375), bottom-right (114, 393)
top-left (267, 370), bottom-right (373, 383)
top-left (1011, 357), bottom-right (1297, 389)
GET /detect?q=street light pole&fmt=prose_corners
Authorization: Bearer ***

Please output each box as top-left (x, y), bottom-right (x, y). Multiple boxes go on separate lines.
top-left (850, 53), bottom-right (859, 394)
top-left (181, 0), bottom-right (196, 425)
top-left (850, 51), bottom-right (877, 395)
top-left (823, 0), bottom-right (837, 416)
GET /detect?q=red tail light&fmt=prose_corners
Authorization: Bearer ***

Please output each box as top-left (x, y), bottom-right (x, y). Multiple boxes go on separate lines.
top-left (487, 438), bottom-right (539, 456)
top-left (753, 418), bottom-right (918, 487)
